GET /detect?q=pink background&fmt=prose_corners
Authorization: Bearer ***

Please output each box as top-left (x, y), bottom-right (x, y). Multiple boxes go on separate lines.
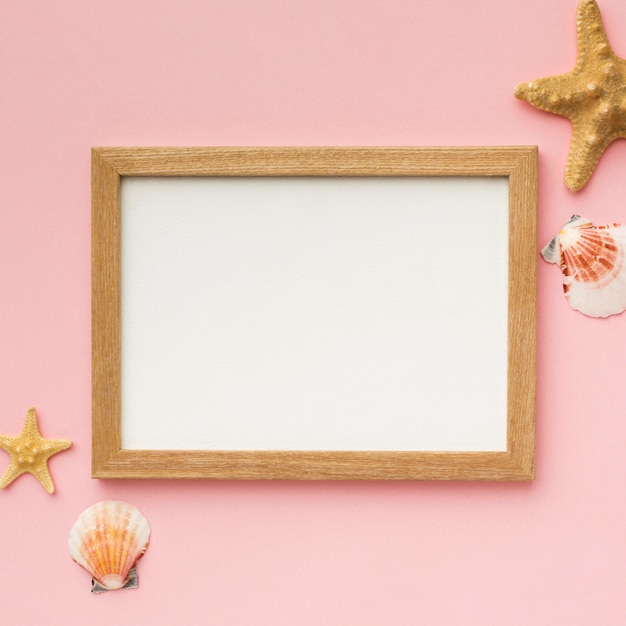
top-left (1, 0), bottom-right (626, 623)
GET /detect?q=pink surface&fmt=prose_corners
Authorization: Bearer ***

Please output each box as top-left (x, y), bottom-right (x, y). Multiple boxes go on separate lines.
top-left (2, 0), bottom-right (626, 623)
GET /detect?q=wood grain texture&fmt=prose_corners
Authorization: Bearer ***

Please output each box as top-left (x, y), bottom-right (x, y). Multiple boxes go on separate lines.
top-left (92, 146), bottom-right (537, 480)
top-left (92, 149), bottom-right (122, 476)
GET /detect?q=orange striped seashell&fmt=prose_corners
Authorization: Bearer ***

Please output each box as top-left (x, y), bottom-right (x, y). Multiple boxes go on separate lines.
top-left (542, 215), bottom-right (626, 317)
top-left (68, 501), bottom-right (151, 593)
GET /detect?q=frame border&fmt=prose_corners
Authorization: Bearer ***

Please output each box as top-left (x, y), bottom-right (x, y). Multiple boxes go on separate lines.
top-left (92, 146), bottom-right (537, 480)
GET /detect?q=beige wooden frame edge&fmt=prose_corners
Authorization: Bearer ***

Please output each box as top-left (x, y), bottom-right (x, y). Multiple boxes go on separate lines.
top-left (92, 146), bottom-right (537, 480)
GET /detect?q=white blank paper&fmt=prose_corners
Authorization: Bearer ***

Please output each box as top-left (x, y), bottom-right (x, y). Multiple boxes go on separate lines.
top-left (120, 176), bottom-right (509, 451)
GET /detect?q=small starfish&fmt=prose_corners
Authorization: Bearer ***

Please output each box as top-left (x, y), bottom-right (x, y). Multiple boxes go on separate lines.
top-left (0, 408), bottom-right (72, 494)
top-left (515, 0), bottom-right (626, 191)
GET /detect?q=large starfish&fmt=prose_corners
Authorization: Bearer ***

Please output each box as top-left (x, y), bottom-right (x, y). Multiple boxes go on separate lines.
top-left (515, 0), bottom-right (626, 191)
top-left (0, 408), bottom-right (72, 494)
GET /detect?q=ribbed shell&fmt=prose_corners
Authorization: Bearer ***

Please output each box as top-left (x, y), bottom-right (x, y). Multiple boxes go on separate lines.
top-left (542, 215), bottom-right (626, 317)
top-left (68, 501), bottom-right (151, 590)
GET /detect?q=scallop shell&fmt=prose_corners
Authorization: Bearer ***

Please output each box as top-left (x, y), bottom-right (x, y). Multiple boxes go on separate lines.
top-left (542, 215), bottom-right (626, 317)
top-left (68, 501), bottom-right (151, 592)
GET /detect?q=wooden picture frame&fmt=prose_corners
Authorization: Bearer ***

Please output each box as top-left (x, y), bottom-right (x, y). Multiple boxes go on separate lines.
top-left (92, 146), bottom-right (536, 480)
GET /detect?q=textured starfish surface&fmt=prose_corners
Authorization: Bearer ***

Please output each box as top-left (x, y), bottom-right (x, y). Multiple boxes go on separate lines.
top-left (0, 408), bottom-right (72, 494)
top-left (514, 0), bottom-right (626, 191)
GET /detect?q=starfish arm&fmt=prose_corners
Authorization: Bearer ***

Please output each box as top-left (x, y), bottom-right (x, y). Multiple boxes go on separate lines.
top-left (39, 439), bottom-right (73, 455)
top-left (575, 0), bottom-right (614, 71)
top-left (0, 464), bottom-right (26, 489)
top-left (515, 74), bottom-right (582, 116)
top-left (564, 121), bottom-right (614, 190)
top-left (31, 464), bottom-right (56, 494)
top-left (0, 435), bottom-right (18, 454)
top-left (23, 407), bottom-right (42, 437)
